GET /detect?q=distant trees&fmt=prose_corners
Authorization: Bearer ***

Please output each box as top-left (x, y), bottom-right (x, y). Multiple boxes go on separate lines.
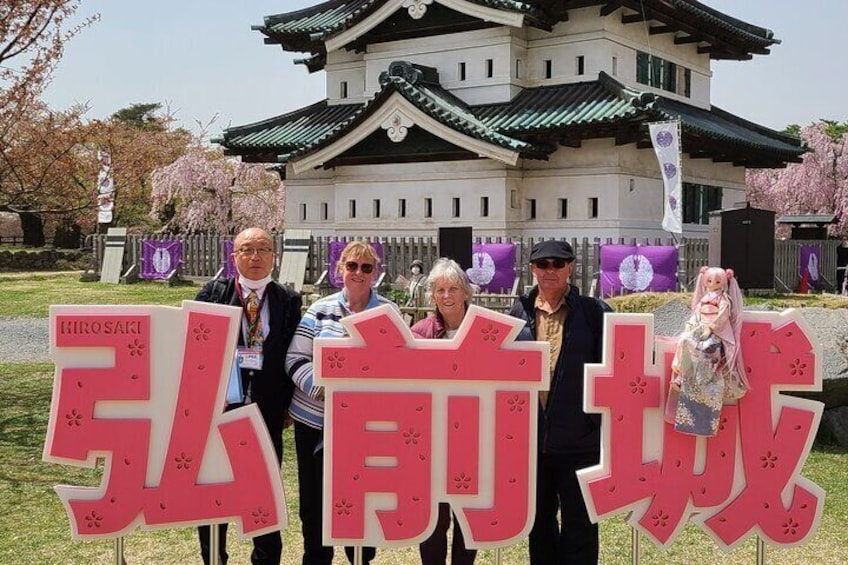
top-left (747, 120), bottom-right (848, 239)
top-left (150, 146), bottom-right (285, 234)
top-left (83, 103), bottom-right (193, 229)
top-left (0, 1), bottom-right (99, 244)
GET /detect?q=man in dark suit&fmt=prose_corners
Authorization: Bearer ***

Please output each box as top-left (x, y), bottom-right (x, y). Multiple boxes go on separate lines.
top-left (196, 227), bottom-right (302, 565)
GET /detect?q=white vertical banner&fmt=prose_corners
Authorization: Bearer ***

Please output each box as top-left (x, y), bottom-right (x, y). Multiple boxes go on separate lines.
top-left (648, 121), bottom-right (683, 234)
top-left (96, 150), bottom-right (115, 224)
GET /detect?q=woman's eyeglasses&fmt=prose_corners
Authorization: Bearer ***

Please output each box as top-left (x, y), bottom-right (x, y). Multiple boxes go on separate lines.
top-left (344, 261), bottom-right (375, 274)
top-left (533, 258), bottom-right (568, 270)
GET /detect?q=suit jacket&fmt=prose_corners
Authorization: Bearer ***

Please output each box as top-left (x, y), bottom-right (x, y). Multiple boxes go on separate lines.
top-left (196, 277), bottom-right (302, 462)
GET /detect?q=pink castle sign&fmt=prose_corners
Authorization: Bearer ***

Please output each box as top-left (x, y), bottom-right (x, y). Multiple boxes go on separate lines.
top-left (43, 302), bottom-right (287, 540)
top-left (578, 311), bottom-right (825, 551)
top-left (315, 305), bottom-right (549, 550)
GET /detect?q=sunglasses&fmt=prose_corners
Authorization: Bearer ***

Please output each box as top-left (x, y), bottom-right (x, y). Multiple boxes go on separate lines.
top-left (344, 261), bottom-right (375, 274)
top-left (533, 258), bottom-right (569, 270)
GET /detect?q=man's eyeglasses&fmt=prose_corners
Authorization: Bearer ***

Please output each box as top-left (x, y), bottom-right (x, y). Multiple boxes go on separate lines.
top-left (533, 258), bottom-right (569, 270)
top-left (345, 261), bottom-right (375, 274)
top-left (236, 247), bottom-right (273, 257)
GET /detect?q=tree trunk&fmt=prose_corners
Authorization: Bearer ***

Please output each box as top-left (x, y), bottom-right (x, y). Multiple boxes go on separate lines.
top-left (19, 211), bottom-right (45, 246)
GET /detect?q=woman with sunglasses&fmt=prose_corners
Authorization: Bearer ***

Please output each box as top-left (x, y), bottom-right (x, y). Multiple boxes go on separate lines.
top-left (410, 258), bottom-right (478, 565)
top-left (286, 240), bottom-right (395, 565)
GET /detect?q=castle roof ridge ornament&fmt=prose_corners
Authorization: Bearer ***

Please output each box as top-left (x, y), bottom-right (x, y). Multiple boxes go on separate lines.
top-left (402, 0), bottom-right (434, 19)
top-left (379, 61), bottom-right (440, 87)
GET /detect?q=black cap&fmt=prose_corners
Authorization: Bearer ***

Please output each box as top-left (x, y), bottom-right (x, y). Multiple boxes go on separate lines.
top-left (529, 240), bottom-right (575, 263)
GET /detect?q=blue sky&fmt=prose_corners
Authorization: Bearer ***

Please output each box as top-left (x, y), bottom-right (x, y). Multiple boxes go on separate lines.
top-left (43, 1), bottom-right (845, 137)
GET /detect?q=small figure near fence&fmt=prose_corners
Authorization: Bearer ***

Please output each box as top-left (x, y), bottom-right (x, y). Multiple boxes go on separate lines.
top-left (667, 266), bottom-right (748, 437)
top-left (395, 258), bottom-right (428, 306)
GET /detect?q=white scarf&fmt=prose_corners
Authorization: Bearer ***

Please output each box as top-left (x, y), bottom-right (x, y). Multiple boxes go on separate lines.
top-left (238, 273), bottom-right (273, 291)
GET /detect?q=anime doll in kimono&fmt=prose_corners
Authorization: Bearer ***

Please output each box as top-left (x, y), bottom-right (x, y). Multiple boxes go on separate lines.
top-left (666, 266), bottom-right (747, 436)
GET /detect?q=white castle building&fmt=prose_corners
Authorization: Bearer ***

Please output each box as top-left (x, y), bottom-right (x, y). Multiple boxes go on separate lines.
top-left (216, 0), bottom-right (803, 239)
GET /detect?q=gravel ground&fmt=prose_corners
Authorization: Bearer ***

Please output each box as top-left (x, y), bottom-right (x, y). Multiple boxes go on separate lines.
top-left (0, 316), bottom-right (49, 362)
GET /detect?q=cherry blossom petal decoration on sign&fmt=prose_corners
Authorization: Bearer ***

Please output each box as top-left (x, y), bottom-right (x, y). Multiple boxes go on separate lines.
top-left (43, 301), bottom-right (287, 540)
top-left (578, 310), bottom-right (825, 551)
top-left (315, 305), bottom-right (549, 550)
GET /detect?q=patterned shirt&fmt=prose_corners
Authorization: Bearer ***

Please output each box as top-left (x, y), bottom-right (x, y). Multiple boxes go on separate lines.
top-left (286, 290), bottom-right (396, 429)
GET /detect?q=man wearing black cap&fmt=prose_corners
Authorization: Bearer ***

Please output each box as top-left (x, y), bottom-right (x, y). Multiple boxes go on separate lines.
top-left (510, 240), bottom-right (611, 564)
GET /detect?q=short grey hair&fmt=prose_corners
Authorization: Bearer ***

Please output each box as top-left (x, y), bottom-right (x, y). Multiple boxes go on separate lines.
top-left (425, 257), bottom-right (475, 303)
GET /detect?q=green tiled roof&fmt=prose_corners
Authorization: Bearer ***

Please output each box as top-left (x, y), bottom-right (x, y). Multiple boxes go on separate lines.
top-left (217, 65), bottom-right (804, 171)
top-left (475, 73), bottom-right (651, 133)
top-left (651, 98), bottom-right (803, 159)
top-left (259, 0), bottom-right (543, 37)
top-left (214, 100), bottom-right (361, 161)
top-left (256, 1), bottom-right (779, 65)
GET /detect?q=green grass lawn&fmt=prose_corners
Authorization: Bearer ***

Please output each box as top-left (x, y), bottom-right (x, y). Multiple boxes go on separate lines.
top-left (2, 362), bottom-right (845, 565)
top-left (1, 273), bottom-right (846, 563)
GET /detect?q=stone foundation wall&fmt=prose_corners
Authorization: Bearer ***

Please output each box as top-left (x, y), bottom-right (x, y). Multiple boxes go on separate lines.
top-left (0, 249), bottom-right (90, 271)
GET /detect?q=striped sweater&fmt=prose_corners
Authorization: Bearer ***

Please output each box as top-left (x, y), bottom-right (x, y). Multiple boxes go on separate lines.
top-left (286, 290), bottom-right (397, 429)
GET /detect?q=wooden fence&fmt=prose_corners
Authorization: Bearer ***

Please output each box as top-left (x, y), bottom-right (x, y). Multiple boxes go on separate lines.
top-left (83, 233), bottom-right (842, 296)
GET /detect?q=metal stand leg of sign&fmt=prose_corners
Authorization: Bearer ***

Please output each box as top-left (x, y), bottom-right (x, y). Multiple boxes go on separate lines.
top-left (756, 536), bottom-right (766, 565)
top-left (354, 546), bottom-right (363, 565)
top-left (631, 526), bottom-right (640, 565)
top-left (113, 536), bottom-right (125, 565)
top-left (495, 548), bottom-right (504, 565)
top-left (210, 526), bottom-right (221, 565)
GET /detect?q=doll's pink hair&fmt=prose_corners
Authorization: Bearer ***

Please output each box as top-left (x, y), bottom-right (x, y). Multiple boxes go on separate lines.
top-left (692, 267), bottom-right (747, 388)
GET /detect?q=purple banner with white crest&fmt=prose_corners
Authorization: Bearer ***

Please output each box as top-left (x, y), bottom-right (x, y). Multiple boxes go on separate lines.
top-left (466, 243), bottom-right (516, 293)
top-left (222, 240), bottom-right (237, 279)
top-left (328, 241), bottom-right (384, 288)
top-left (599, 245), bottom-right (678, 297)
top-left (141, 240), bottom-right (182, 280)
top-left (799, 244), bottom-right (822, 289)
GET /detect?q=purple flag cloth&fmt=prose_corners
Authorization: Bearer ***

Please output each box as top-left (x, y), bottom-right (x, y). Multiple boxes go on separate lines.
top-left (328, 241), bottom-right (384, 288)
top-left (799, 244), bottom-right (822, 289)
top-left (223, 240), bottom-right (237, 279)
top-left (599, 245), bottom-right (678, 298)
top-left (466, 243), bottom-right (516, 293)
top-left (141, 240), bottom-right (182, 280)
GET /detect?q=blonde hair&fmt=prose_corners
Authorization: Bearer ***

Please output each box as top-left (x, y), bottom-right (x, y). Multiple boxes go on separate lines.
top-left (336, 241), bottom-right (381, 275)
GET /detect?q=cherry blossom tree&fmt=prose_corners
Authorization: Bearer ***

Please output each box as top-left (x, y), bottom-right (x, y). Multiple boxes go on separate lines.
top-left (0, 1), bottom-right (98, 244)
top-left (747, 121), bottom-right (848, 239)
top-left (1, 1), bottom-right (98, 118)
top-left (83, 104), bottom-right (192, 229)
top-left (150, 146), bottom-right (285, 234)
top-left (0, 100), bottom-right (94, 244)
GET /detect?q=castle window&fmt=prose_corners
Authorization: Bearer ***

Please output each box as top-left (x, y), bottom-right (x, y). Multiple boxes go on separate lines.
top-left (480, 196), bottom-right (489, 217)
top-left (398, 198), bottom-right (406, 218)
top-left (637, 51), bottom-right (689, 97)
top-left (527, 199), bottom-right (537, 220)
top-left (558, 198), bottom-right (568, 219)
top-left (425, 198), bottom-right (433, 218)
top-left (544, 59), bottom-right (552, 79)
top-left (349, 199), bottom-right (356, 219)
top-left (373, 199), bottom-right (381, 218)
top-left (452, 197), bottom-right (461, 218)
top-left (576, 55), bottom-right (585, 76)
top-left (588, 197), bottom-right (598, 219)
top-left (486, 59), bottom-right (494, 78)
top-left (321, 202), bottom-right (328, 221)
top-left (299, 203), bottom-right (307, 221)
top-left (458, 62), bottom-right (466, 81)
top-left (340, 81), bottom-right (348, 98)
